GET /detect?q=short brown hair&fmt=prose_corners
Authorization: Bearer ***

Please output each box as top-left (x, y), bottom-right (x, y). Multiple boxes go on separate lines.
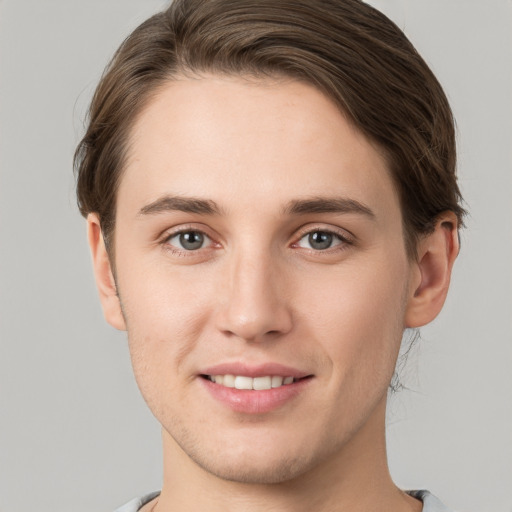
top-left (75, 0), bottom-right (465, 257)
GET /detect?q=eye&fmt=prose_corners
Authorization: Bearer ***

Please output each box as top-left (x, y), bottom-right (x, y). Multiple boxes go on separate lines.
top-left (166, 230), bottom-right (211, 251)
top-left (296, 230), bottom-right (345, 251)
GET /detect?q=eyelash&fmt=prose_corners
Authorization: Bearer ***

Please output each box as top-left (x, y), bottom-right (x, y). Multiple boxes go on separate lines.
top-left (160, 226), bottom-right (216, 256)
top-left (159, 225), bottom-right (354, 256)
top-left (292, 227), bottom-right (353, 253)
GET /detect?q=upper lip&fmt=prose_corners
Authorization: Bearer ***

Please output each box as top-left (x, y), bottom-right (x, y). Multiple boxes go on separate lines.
top-left (201, 362), bottom-right (311, 379)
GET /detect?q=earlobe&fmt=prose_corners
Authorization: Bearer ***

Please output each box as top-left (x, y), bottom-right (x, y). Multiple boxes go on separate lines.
top-left (405, 212), bottom-right (460, 328)
top-left (87, 213), bottom-right (127, 331)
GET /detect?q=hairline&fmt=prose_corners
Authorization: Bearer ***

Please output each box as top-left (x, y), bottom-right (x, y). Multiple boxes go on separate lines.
top-left (103, 71), bottom-right (421, 262)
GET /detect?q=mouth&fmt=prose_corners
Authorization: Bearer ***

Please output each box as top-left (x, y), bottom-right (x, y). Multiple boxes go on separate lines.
top-left (200, 374), bottom-right (308, 390)
top-left (198, 363), bottom-right (313, 413)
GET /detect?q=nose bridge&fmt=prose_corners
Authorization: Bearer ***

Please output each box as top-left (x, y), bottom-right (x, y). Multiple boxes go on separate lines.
top-left (217, 240), bottom-right (292, 341)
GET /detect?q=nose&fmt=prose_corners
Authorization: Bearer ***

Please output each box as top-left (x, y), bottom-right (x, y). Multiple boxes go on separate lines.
top-left (214, 249), bottom-right (293, 343)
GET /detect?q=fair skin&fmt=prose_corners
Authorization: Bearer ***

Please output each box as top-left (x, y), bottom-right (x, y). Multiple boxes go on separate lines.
top-left (88, 76), bottom-right (458, 512)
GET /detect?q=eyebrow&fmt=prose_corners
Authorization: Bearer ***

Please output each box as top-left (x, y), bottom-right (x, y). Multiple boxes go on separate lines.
top-left (138, 196), bottom-right (223, 216)
top-left (138, 194), bottom-right (375, 219)
top-left (283, 197), bottom-right (376, 219)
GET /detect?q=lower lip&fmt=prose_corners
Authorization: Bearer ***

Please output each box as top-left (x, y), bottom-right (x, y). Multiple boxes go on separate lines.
top-left (199, 377), bottom-right (312, 414)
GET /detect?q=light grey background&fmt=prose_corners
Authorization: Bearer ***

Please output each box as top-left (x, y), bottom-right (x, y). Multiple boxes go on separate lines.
top-left (0, 1), bottom-right (511, 511)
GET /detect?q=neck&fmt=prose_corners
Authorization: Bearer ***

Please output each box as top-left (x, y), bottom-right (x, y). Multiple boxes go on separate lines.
top-left (155, 397), bottom-right (421, 512)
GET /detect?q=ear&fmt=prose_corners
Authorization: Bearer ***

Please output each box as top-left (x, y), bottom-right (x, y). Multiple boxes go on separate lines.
top-left (405, 212), bottom-right (460, 328)
top-left (87, 213), bottom-right (126, 331)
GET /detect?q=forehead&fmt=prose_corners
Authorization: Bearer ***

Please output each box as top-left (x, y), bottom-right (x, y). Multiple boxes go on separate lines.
top-left (119, 75), bottom-right (400, 223)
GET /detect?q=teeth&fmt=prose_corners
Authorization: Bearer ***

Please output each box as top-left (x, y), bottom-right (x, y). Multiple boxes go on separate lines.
top-left (209, 374), bottom-right (296, 390)
top-left (271, 376), bottom-right (283, 388)
top-left (234, 376), bottom-right (253, 390)
top-left (222, 374), bottom-right (235, 387)
top-left (253, 376), bottom-right (272, 390)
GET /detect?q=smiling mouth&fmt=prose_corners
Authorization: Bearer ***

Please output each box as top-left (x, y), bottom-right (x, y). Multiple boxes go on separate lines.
top-left (201, 374), bottom-right (310, 390)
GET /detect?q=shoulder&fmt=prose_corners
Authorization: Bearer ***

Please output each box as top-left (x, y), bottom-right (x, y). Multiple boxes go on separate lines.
top-left (114, 491), bottom-right (161, 512)
top-left (408, 490), bottom-right (455, 512)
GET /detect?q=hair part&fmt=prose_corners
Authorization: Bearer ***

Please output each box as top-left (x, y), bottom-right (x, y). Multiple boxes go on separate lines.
top-left (75, 0), bottom-right (466, 258)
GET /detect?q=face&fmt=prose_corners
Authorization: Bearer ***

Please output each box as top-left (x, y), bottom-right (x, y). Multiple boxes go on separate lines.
top-left (108, 75), bottom-right (419, 483)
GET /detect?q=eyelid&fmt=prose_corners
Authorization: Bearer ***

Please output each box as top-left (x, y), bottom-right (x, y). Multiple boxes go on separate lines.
top-left (159, 223), bottom-right (213, 240)
top-left (167, 231), bottom-right (211, 250)
top-left (292, 223), bottom-right (355, 246)
top-left (156, 222), bottom-right (355, 254)
top-left (159, 224), bottom-right (220, 251)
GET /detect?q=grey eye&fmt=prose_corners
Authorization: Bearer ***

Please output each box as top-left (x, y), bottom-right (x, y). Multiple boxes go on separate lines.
top-left (297, 230), bottom-right (343, 251)
top-left (168, 231), bottom-right (208, 250)
top-left (308, 231), bottom-right (333, 250)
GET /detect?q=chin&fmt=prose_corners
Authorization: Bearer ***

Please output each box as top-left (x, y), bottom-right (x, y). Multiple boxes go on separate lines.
top-left (189, 449), bottom-right (315, 485)
top-left (170, 422), bottom-right (335, 485)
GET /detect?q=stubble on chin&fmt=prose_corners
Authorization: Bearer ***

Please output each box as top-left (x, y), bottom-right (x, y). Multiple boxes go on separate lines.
top-left (162, 417), bottom-right (344, 486)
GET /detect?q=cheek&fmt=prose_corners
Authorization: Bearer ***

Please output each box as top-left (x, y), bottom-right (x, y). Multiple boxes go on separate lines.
top-left (302, 258), bottom-right (408, 382)
top-left (118, 266), bottom-right (215, 406)
top-left (120, 261), bottom-right (214, 337)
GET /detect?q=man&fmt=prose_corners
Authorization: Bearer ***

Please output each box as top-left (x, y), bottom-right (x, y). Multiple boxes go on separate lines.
top-left (75, 1), bottom-right (464, 510)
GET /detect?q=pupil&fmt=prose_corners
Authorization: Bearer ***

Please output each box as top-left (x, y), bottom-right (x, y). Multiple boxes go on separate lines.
top-left (179, 231), bottom-right (204, 250)
top-left (309, 231), bottom-right (332, 250)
